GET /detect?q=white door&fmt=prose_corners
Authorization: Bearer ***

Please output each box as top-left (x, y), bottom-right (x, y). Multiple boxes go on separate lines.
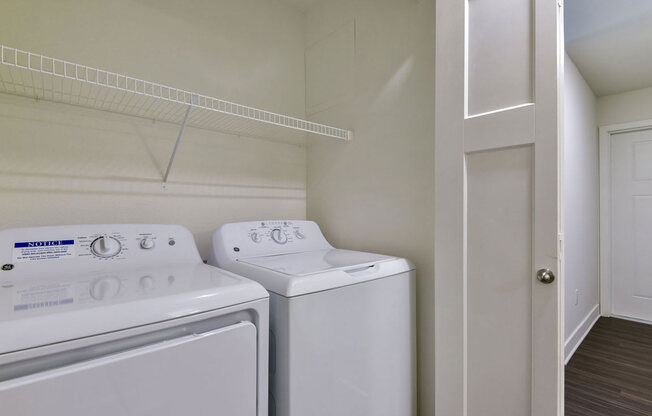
top-left (434, 0), bottom-right (563, 415)
top-left (611, 128), bottom-right (652, 322)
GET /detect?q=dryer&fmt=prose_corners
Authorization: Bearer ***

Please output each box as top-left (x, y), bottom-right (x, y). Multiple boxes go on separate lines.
top-left (209, 220), bottom-right (416, 416)
top-left (0, 224), bottom-right (268, 416)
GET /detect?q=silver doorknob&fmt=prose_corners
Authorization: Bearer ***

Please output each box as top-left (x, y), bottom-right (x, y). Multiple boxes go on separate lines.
top-left (536, 268), bottom-right (555, 284)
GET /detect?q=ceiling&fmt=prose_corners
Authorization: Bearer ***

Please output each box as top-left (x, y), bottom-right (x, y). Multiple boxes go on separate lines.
top-left (565, 0), bottom-right (652, 97)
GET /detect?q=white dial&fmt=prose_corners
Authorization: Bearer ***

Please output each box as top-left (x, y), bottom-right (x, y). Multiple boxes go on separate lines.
top-left (250, 232), bottom-right (262, 243)
top-left (294, 229), bottom-right (306, 239)
top-left (91, 235), bottom-right (122, 258)
top-left (90, 277), bottom-right (121, 300)
top-left (140, 237), bottom-right (155, 249)
top-left (270, 228), bottom-right (288, 244)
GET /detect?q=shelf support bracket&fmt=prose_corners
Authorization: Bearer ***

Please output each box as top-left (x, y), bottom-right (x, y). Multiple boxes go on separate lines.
top-left (162, 96), bottom-right (195, 188)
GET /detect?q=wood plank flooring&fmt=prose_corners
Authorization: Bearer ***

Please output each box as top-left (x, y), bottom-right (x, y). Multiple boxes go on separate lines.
top-left (566, 317), bottom-right (652, 415)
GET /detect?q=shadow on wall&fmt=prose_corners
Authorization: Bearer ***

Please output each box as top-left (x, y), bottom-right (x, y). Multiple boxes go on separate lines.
top-left (0, 94), bottom-right (305, 191)
top-left (0, 94), bottom-right (307, 256)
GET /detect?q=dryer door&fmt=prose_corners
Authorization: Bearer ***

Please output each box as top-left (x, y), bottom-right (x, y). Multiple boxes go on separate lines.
top-left (0, 321), bottom-right (257, 416)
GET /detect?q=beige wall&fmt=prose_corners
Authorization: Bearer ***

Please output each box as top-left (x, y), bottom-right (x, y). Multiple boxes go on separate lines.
top-left (1, 1), bottom-right (436, 411)
top-left (597, 86), bottom-right (652, 127)
top-left (0, 0), bottom-right (307, 259)
top-left (304, 1), bottom-right (436, 414)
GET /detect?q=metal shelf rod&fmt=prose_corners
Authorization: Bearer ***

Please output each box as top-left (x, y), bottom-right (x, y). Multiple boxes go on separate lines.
top-left (162, 97), bottom-right (195, 188)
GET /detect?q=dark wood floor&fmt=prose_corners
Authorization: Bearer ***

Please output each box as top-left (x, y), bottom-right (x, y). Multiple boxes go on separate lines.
top-left (566, 317), bottom-right (652, 415)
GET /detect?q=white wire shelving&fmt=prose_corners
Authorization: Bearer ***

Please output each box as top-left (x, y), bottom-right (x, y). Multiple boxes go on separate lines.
top-left (0, 45), bottom-right (352, 185)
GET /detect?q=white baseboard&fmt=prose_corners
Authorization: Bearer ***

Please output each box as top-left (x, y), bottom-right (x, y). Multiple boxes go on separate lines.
top-left (611, 314), bottom-right (652, 326)
top-left (564, 304), bottom-right (600, 365)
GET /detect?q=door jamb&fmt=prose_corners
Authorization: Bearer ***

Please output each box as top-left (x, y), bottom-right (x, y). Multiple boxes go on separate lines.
top-left (599, 119), bottom-right (652, 317)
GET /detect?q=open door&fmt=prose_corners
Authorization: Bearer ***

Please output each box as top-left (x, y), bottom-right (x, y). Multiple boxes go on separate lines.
top-left (434, 0), bottom-right (563, 415)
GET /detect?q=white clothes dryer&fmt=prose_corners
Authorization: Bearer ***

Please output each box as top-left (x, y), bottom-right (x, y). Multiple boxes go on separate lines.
top-left (209, 220), bottom-right (416, 416)
top-left (0, 224), bottom-right (268, 416)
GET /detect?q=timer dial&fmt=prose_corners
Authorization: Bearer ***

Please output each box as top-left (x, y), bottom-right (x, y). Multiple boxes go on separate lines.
top-left (270, 228), bottom-right (288, 244)
top-left (91, 235), bottom-right (121, 258)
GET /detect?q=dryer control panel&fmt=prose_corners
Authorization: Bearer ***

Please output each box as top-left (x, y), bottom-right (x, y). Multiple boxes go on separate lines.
top-left (0, 224), bottom-right (204, 317)
top-left (0, 224), bottom-right (201, 279)
top-left (210, 220), bottom-right (333, 265)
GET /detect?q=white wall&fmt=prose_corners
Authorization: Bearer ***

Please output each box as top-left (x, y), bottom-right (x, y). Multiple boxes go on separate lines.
top-left (304, 1), bottom-right (436, 414)
top-left (598, 86), bottom-right (652, 126)
top-left (563, 54), bottom-right (600, 358)
top-left (0, 0), bottom-right (308, 259)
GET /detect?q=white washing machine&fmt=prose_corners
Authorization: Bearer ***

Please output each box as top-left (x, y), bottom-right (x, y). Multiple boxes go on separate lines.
top-left (0, 224), bottom-right (269, 416)
top-left (209, 220), bottom-right (416, 416)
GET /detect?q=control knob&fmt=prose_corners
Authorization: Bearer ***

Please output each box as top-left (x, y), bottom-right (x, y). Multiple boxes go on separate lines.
top-left (140, 237), bottom-right (155, 249)
top-left (91, 235), bottom-right (121, 258)
top-left (270, 228), bottom-right (288, 244)
top-left (294, 230), bottom-right (306, 239)
top-left (250, 232), bottom-right (262, 243)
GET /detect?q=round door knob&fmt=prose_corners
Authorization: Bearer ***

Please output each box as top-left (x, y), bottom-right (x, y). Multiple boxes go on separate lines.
top-left (270, 228), bottom-right (288, 244)
top-left (90, 277), bottom-right (121, 300)
top-left (91, 235), bottom-right (121, 258)
top-left (140, 237), bottom-right (155, 249)
top-left (536, 268), bottom-right (555, 284)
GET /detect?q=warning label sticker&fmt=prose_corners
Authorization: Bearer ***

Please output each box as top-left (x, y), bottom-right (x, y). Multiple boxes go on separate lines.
top-left (12, 240), bottom-right (76, 263)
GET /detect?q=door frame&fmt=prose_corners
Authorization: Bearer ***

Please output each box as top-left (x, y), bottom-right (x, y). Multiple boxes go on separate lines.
top-left (599, 119), bottom-right (652, 319)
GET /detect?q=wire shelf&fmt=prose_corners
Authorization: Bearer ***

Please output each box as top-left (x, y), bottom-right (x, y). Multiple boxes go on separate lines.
top-left (0, 45), bottom-right (352, 143)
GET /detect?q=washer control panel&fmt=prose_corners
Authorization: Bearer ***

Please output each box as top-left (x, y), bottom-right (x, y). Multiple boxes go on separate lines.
top-left (212, 220), bottom-right (333, 264)
top-left (247, 221), bottom-right (306, 246)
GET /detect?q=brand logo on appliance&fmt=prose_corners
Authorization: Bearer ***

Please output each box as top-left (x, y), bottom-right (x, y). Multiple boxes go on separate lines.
top-left (14, 240), bottom-right (75, 248)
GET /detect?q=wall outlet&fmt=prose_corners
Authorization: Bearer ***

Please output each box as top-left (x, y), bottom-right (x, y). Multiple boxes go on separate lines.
top-left (575, 289), bottom-right (580, 306)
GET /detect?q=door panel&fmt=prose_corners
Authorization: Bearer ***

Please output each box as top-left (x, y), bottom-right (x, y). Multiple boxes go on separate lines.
top-left (467, 0), bottom-right (533, 116)
top-left (633, 140), bottom-right (652, 180)
top-left (612, 130), bottom-right (652, 321)
top-left (0, 322), bottom-right (258, 416)
top-left (435, 0), bottom-right (562, 414)
top-left (467, 146), bottom-right (533, 416)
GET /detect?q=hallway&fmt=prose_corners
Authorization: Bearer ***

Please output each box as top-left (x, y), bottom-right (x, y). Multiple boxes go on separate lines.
top-left (566, 317), bottom-right (652, 415)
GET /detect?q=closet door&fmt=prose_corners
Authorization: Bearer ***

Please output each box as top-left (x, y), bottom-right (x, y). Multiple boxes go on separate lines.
top-left (611, 128), bottom-right (652, 322)
top-left (435, 0), bottom-right (564, 415)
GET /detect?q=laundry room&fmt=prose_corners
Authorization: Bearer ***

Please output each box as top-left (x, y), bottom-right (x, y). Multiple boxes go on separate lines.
top-left (7, 0), bottom-right (646, 415)
top-left (0, 0), bottom-right (434, 415)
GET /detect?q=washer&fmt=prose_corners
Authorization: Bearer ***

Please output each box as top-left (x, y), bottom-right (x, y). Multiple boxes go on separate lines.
top-left (0, 224), bottom-right (268, 416)
top-left (209, 220), bottom-right (416, 416)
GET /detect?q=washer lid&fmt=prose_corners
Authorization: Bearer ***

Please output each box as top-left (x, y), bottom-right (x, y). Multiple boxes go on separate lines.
top-left (238, 249), bottom-right (393, 276)
top-left (0, 263), bottom-right (268, 355)
top-left (236, 249), bottom-right (415, 297)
